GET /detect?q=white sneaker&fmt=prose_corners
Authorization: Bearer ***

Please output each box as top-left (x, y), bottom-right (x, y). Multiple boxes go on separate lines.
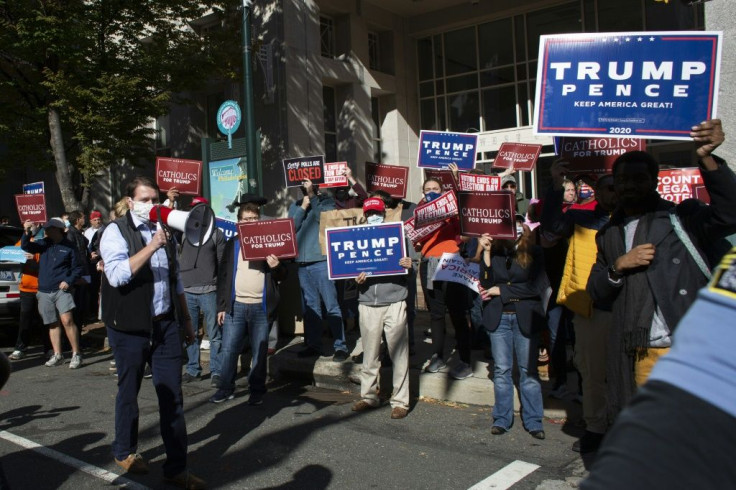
top-left (200, 340), bottom-right (210, 350)
top-left (45, 349), bottom-right (55, 360)
top-left (69, 353), bottom-right (83, 369)
top-left (8, 350), bottom-right (25, 360)
top-left (45, 353), bottom-right (64, 367)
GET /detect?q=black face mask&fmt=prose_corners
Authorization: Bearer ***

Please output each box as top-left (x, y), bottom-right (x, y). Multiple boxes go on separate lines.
top-left (334, 189), bottom-right (349, 201)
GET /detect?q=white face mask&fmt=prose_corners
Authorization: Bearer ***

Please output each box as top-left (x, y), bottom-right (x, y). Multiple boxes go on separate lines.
top-left (366, 214), bottom-right (384, 225)
top-left (132, 201), bottom-right (154, 223)
top-left (515, 225), bottom-right (524, 239)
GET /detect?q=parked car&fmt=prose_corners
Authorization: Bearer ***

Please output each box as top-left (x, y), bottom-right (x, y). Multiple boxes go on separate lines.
top-left (0, 226), bottom-right (24, 321)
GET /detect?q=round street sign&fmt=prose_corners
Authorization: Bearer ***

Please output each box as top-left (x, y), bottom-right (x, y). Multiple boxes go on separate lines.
top-left (217, 100), bottom-right (242, 135)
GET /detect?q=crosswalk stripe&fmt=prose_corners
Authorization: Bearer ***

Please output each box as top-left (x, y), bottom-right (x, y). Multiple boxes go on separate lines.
top-left (468, 460), bottom-right (540, 490)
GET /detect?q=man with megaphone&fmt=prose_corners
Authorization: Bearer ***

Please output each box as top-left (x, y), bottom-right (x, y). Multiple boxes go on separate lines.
top-left (99, 176), bottom-right (205, 489)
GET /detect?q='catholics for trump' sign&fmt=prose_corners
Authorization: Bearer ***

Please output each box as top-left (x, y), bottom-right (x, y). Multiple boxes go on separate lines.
top-left (156, 158), bottom-right (202, 195)
top-left (533, 31), bottom-right (722, 140)
top-left (365, 162), bottom-right (408, 198)
top-left (493, 143), bottom-right (543, 171)
top-left (413, 191), bottom-right (458, 229)
top-left (237, 218), bottom-right (298, 261)
top-left (283, 155), bottom-right (325, 187)
top-left (457, 191), bottom-right (516, 239)
top-left (326, 222), bottom-right (408, 280)
top-left (15, 194), bottom-right (47, 224)
top-left (554, 137), bottom-right (646, 174)
top-left (417, 131), bottom-right (478, 170)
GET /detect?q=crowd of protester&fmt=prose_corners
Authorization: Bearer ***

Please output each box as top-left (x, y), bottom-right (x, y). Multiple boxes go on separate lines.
top-left (6, 119), bottom-right (736, 488)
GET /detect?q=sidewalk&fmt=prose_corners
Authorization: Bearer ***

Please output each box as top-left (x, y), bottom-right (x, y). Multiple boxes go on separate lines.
top-left (84, 310), bottom-right (583, 421)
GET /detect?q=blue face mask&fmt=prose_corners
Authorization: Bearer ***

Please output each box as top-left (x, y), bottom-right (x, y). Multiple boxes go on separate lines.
top-left (425, 192), bottom-right (441, 202)
top-left (366, 214), bottom-right (384, 225)
top-left (577, 188), bottom-right (594, 200)
top-left (64, 220), bottom-right (71, 228)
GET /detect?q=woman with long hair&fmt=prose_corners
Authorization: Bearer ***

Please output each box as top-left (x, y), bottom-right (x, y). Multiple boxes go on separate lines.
top-left (478, 215), bottom-right (549, 439)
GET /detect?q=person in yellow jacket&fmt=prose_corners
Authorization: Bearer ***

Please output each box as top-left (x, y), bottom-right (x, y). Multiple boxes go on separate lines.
top-left (540, 169), bottom-right (617, 454)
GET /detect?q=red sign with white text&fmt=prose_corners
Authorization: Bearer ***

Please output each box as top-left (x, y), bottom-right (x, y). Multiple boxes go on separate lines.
top-left (556, 137), bottom-right (646, 175)
top-left (237, 218), bottom-right (298, 261)
top-left (423, 169), bottom-right (456, 193)
top-left (457, 191), bottom-right (516, 239)
top-left (321, 162), bottom-right (349, 188)
top-left (156, 158), bottom-right (202, 195)
top-left (657, 168), bottom-right (702, 204)
top-left (493, 143), bottom-right (543, 171)
top-left (366, 162), bottom-right (409, 198)
top-left (15, 194), bottom-right (47, 224)
top-left (403, 217), bottom-right (444, 245)
top-left (457, 173), bottom-right (502, 192)
top-left (414, 191), bottom-right (458, 229)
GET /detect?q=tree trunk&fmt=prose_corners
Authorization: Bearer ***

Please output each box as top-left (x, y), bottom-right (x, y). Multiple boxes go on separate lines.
top-left (48, 107), bottom-right (81, 212)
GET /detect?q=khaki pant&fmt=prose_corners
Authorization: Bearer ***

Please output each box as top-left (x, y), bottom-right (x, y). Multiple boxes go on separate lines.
top-left (574, 309), bottom-right (612, 434)
top-left (358, 302), bottom-right (410, 409)
top-left (635, 347), bottom-right (671, 387)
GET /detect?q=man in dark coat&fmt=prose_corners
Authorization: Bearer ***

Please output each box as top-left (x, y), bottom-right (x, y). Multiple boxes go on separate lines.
top-left (587, 119), bottom-right (736, 419)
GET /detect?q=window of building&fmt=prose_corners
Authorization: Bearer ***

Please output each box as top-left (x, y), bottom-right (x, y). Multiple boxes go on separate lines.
top-left (370, 97), bottom-right (382, 162)
top-left (320, 16), bottom-right (335, 58)
top-left (155, 114), bottom-right (170, 150)
top-left (323, 86), bottom-right (337, 162)
top-left (368, 31), bottom-right (380, 71)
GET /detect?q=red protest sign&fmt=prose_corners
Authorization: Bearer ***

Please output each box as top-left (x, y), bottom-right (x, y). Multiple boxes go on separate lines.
top-left (456, 173), bottom-right (502, 192)
top-left (414, 191), bottom-right (458, 229)
top-left (657, 168), bottom-right (702, 204)
top-left (493, 143), bottom-right (543, 171)
top-left (694, 185), bottom-right (710, 204)
top-left (156, 158), bottom-right (202, 195)
top-left (457, 191), bottom-right (516, 239)
top-left (322, 162), bottom-right (349, 188)
top-left (423, 169), bottom-right (456, 193)
top-left (556, 137), bottom-right (646, 175)
top-left (237, 218), bottom-right (298, 261)
top-left (15, 194), bottom-right (47, 224)
top-left (366, 162), bottom-right (408, 198)
top-left (283, 155), bottom-right (325, 187)
top-left (404, 217), bottom-right (443, 245)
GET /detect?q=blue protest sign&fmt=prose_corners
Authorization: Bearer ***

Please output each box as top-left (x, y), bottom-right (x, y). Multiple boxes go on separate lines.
top-left (326, 222), bottom-right (408, 280)
top-left (417, 131), bottom-right (478, 170)
top-left (0, 247), bottom-right (27, 263)
top-left (215, 217), bottom-right (238, 241)
top-left (534, 32), bottom-right (722, 140)
top-left (22, 182), bottom-right (44, 195)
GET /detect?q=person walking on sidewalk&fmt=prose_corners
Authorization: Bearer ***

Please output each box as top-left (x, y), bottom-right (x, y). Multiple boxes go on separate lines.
top-left (100, 176), bottom-right (204, 489)
top-left (21, 218), bottom-right (84, 369)
top-left (351, 198), bottom-right (412, 419)
top-left (209, 202), bottom-right (287, 405)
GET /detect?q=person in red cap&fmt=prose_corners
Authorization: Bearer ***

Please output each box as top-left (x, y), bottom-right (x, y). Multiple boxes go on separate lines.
top-left (84, 210), bottom-right (103, 242)
top-left (191, 196), bottom-right (208, 206)
top-left (84, 210), bottom-right (104, 322)
top-left (351, 197), bottom-right (413, 419)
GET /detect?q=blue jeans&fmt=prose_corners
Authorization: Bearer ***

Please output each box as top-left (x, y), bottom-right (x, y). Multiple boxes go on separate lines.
top-left (107, 320), bottom-right (187, 478)
top-left (489, 313), bottom-right (544, 432)
top-left (219, 301), bottom-right (269, 394)
top-left (184, 292), bottom-right (220, 377)
top-left (298, 261), bottom-right (346, 353)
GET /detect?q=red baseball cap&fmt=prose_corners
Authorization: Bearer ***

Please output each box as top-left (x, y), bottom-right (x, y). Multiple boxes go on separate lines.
top-left (89, 210), bottom-right (102, 219)
top-left (191, 196), bottom-right (209, 206)
top-left (362, 197), bottom-right (385, 214)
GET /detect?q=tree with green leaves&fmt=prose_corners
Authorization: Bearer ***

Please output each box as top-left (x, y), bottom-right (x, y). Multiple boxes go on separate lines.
top-left (0, 0), bottom-right (241, 211)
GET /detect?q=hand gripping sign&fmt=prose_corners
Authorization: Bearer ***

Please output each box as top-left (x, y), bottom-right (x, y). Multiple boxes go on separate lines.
top-left (533, 31), bottom-right (722, 140)
top-left (326, 222), bottom-right (408, 280)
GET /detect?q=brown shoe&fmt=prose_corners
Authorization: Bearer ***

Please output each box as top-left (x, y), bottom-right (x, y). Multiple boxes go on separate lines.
top-left (352, 400), bottom-right (377, 412)
top-left (114, 453), bottom-right (149, 474)
top-left (390, 407), bottom-right (409, 419)
top-left (165, 470), bottom-right (207, 490)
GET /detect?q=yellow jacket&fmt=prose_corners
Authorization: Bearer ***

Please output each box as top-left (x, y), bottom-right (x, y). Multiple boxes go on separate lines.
top-left (556, 225), bottom-right (598, 318)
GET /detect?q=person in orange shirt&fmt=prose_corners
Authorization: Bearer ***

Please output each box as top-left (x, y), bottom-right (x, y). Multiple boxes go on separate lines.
top-left (9, 223), bottom-right (52, 361)
top-left (415, 177), bottom-right (474, 375)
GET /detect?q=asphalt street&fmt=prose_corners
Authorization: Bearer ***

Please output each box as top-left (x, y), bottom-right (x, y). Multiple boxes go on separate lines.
top-left (0, 330), bottom-right (594, 489)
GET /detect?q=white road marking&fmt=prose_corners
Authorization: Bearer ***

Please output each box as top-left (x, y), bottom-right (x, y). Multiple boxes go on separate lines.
top-left (468, 460), bottom-right (541, 490)
top-left (0, 430), bottom-right (150, 489)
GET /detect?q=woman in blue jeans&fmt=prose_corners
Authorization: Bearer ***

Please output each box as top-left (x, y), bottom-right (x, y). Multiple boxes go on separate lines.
top-left (477, 217), bottom-right (548, 440)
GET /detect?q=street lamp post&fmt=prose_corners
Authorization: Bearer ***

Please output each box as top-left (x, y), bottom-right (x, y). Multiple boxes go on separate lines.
top-left (242, 0), bottom-right (259, 195)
